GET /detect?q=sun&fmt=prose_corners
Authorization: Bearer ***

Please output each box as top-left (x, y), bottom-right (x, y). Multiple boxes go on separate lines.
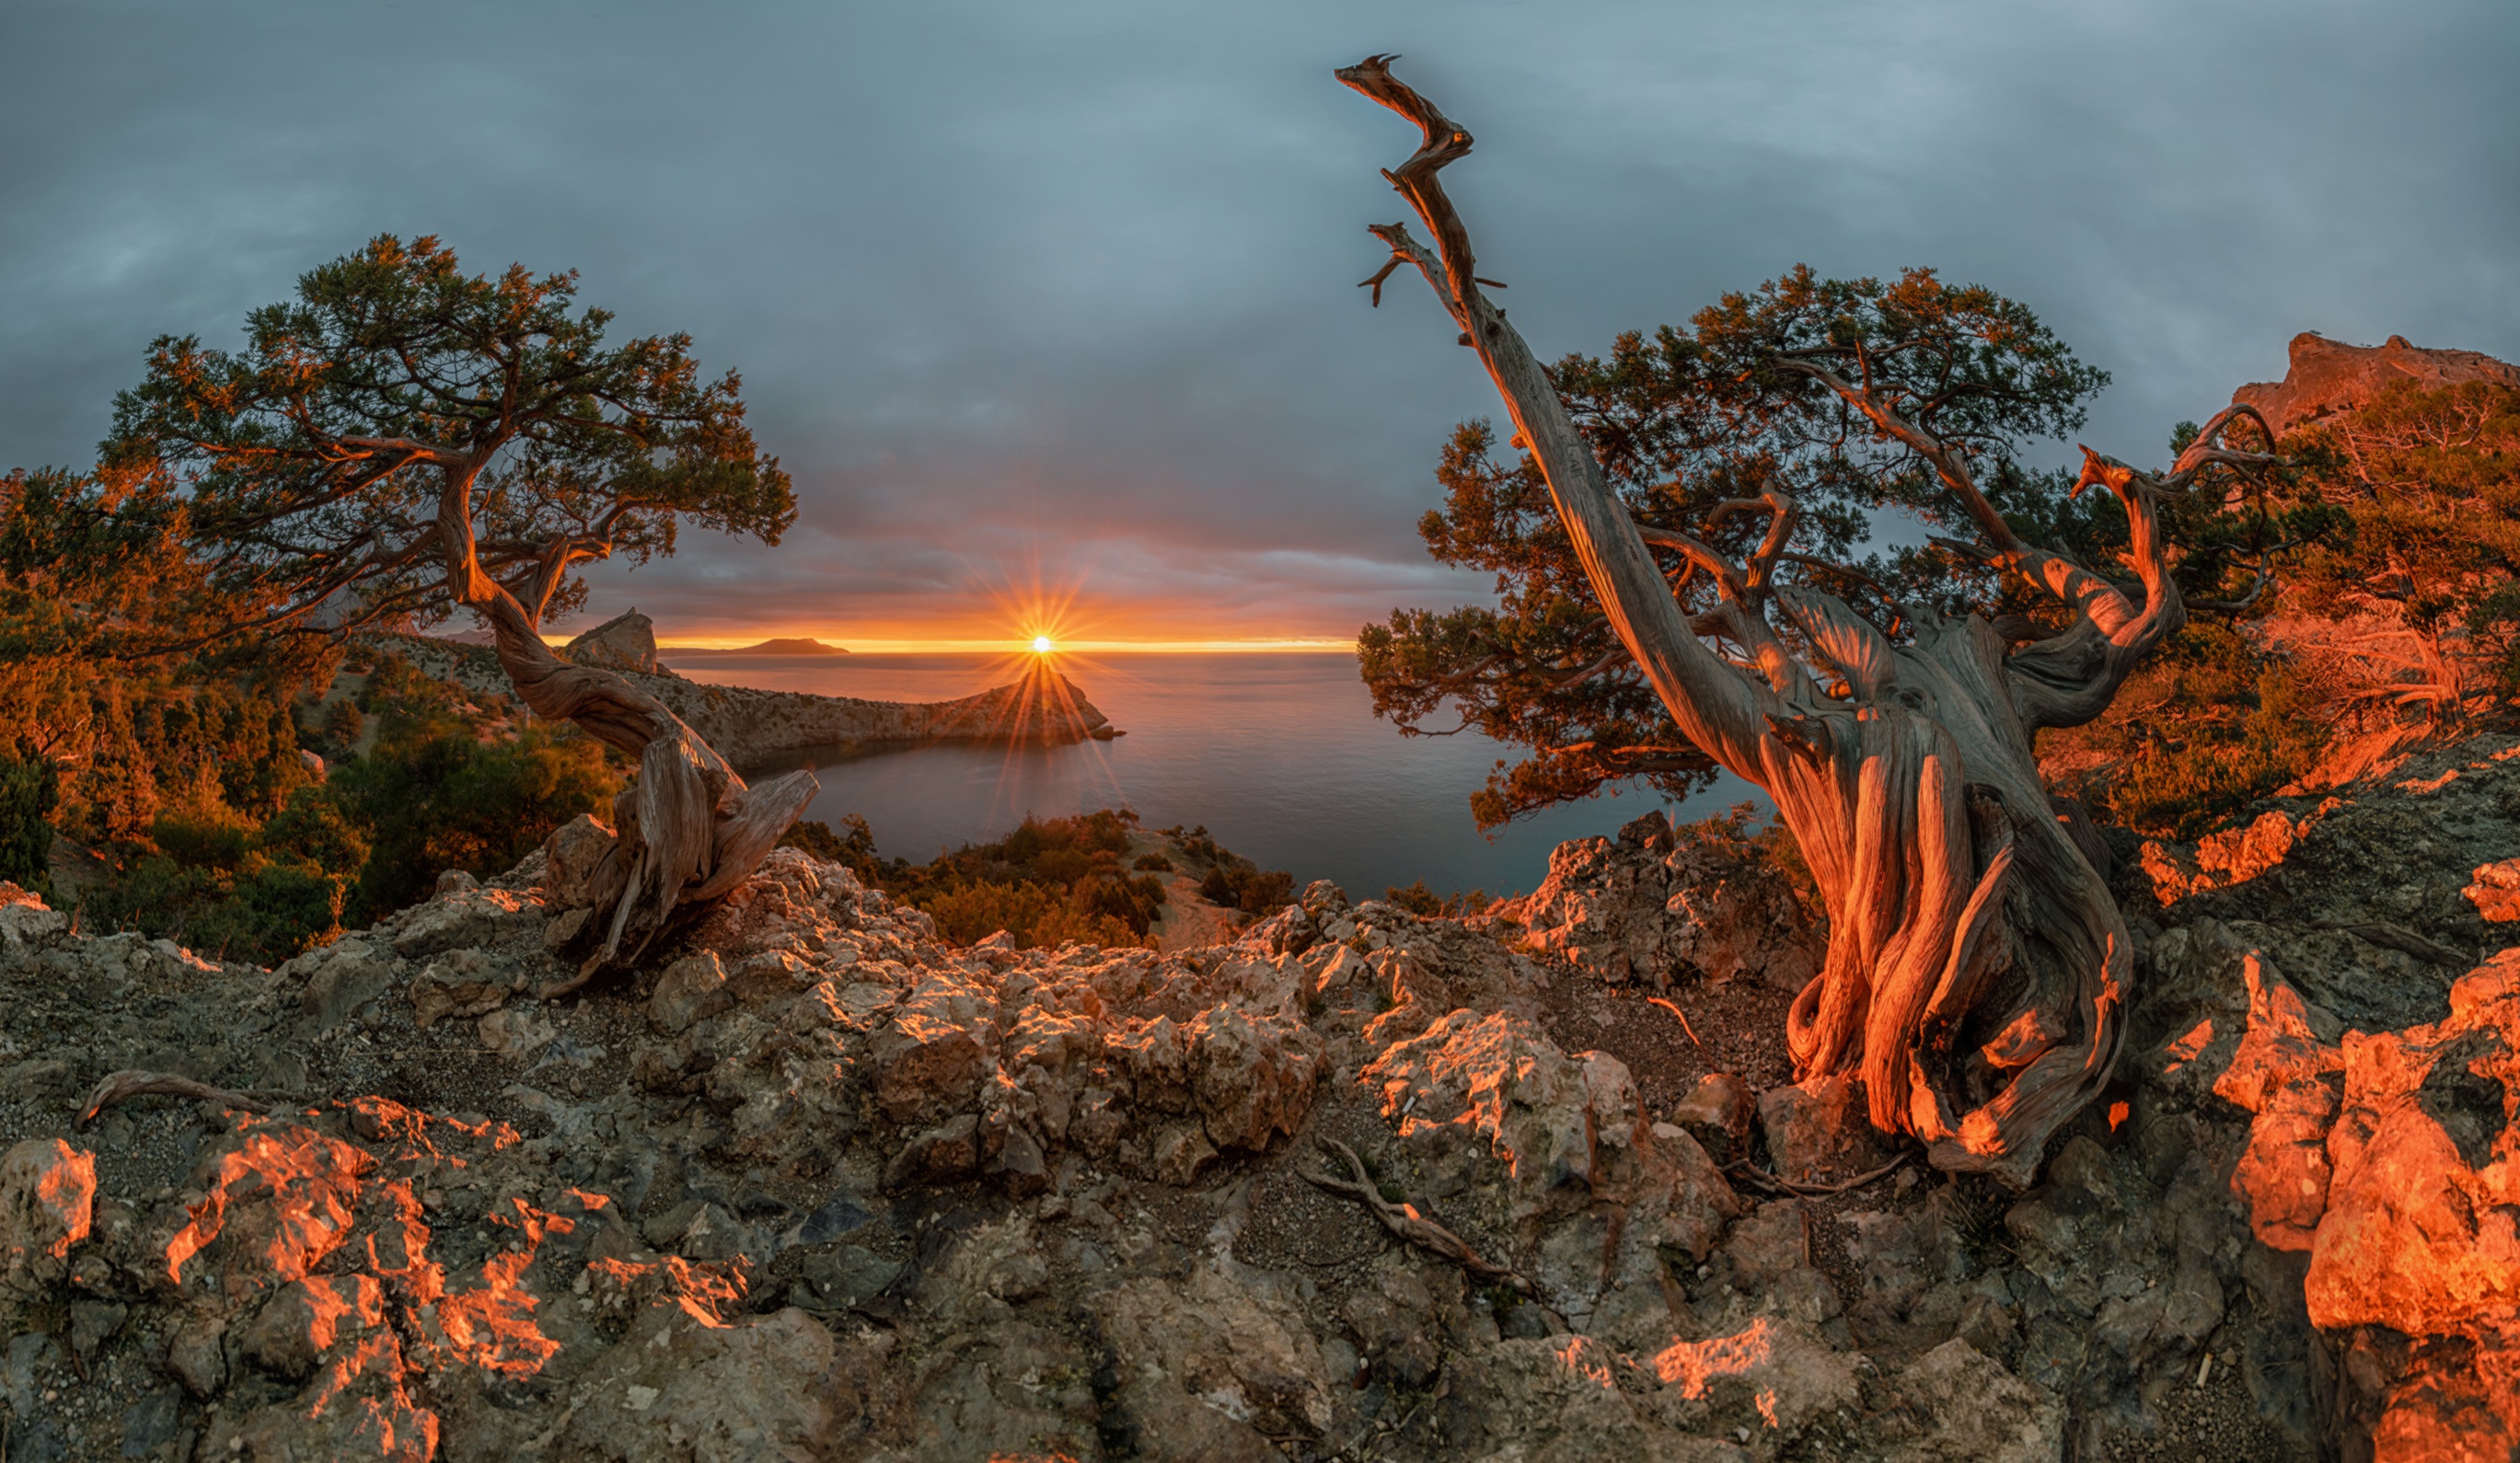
top-left (1031, 635), bottom-right (1054, 653)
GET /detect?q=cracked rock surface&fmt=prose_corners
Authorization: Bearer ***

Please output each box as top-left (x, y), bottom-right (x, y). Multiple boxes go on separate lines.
top-left (4, 740), bottom-right (2520, 1458)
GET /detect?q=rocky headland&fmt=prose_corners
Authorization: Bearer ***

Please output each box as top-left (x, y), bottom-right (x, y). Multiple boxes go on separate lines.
top-left (3, 729), bottom-right (2517, 1459)
top-left (391, 611), bottom-right (1116, 773)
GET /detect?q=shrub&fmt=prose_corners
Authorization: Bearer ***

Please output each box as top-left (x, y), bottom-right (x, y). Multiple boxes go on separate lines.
top-left (331, 719), bottom-right (619, 922)
top-left (0, 741), bottom-right (57, 893)
top-left (1384, 880), bottom-right (1492, 917)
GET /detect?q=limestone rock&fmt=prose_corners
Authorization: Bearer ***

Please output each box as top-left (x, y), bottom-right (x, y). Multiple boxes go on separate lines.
top-left (202, 1321), bottom-right (438, 1461)
top-left (562, 607), bottom-right (660, 674)
top-left (2233, 331), bottom-right (2520, 436)
top-left (294, 938), bottom-right (401, 1031)
top-left (2214, 951), bottom-right (2346, 1250)
top-left (237, 1273), bottom-right (391, 1381)
top-left (1187, 1005), bottom-right (1323, 1152)
top-left (1090, 1267), bottom-right (1338, 1460)
top-left (870, 973), bottom-right (1000, 1124)
top-left (0, 1137), bottom-right (94, 1295)
top-left (2139, 809), bottom-right (2301, 906)
top-left (2466, 858), bottom-right (2520, 923)
top-left (2307, 949), bottom-right (2520, 1340)
top-left (542, 812), bottom-right (620, 911)
top-left (0, 883), bottom-right (67, 962)
top-left (558, 1304), bottom-right (870, 1459)
top-left (1670, 1072), bottom-right (1754, 1151)
top-left (1874, 1338), bottom-right (2064, 1462)
top-left (392, 883), bottom-right (545, 960)
top-left (478, 1007), bottom-right (557, 1061)
top-left (648, 951), bottom-right (734, 1034)
top-left (1757, 1073), bottom-right (1903, 1187)
top-left (1504, 811), bottom-right (1820, 990)
top-left (409, 949), bottom-right (526, 1028)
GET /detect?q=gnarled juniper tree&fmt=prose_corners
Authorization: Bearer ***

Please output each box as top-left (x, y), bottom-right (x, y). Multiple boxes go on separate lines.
top-left (1341, 57), bottom-right (2283, 1183)
top-left (98, 235), bottom-right (813, 980)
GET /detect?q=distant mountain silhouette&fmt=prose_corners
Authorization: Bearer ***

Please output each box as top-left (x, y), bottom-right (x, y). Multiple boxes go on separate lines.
top-left (660, 636), bottom-right (849, 656)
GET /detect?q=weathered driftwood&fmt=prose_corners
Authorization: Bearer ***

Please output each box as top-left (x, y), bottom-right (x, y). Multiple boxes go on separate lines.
top-left (1340, 55), bottom-right (2276, 1184)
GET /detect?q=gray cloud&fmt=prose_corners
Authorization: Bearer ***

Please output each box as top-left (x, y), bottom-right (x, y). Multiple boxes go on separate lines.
top-left (5, 0), bottom-right (2512, 641)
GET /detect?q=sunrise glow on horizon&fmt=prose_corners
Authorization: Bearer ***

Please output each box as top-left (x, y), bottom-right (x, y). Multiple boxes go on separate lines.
top-left (625, 633), bottom-right (1358, 654)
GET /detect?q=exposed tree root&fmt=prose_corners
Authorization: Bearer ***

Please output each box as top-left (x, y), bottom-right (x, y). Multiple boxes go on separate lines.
top-left (1724, 1149), bottom-right (1913, 1200)
top-left (77, 1070), bottom-right (272, 1127)
top-left (1645, 996), bottom-right (1703, 1047)
top-left (1301, 1136), bottom-right (1543, 1300)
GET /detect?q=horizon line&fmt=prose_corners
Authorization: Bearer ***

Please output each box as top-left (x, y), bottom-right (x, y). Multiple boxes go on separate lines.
top-left (640, 637), bottom-right (1362, 654)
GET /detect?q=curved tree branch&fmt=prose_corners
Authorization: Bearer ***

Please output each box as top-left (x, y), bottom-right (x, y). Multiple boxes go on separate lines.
top-left (1341, 56), bottom-right (1778, 781)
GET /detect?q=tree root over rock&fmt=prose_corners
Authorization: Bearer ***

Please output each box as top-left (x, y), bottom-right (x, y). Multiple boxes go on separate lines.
top-left (76, 1070), bottom-right (272, 1127)
top-left (1300, 1135), bottom-right (1549, 1306)
top-left (1723, 1148), bottom-right (1913, 1200)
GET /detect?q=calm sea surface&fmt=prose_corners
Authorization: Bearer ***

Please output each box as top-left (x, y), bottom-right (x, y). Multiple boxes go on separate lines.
top-left (666, 651), bottom-right (1756, 900)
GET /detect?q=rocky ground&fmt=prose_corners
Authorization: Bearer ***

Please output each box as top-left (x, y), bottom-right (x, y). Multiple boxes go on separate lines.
top-left (2, 737), bottom-right (2517, 1460)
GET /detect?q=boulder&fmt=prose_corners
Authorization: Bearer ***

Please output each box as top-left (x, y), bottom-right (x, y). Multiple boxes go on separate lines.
top-left (648, 951), bottom-right (734, 1034)
top-left (295, 938), bottom-right (401, 1031)
top-left (562, 607), bottom-right (660, 674)
top-left (0, 883), bottom-right (67, 962)
top-left (408, 949), bottom-right (526, 1028)
top-left (1757, 1073), bottom-right (1904, 1187)
top-left (542, 812), bottom-right (620, 911)
top-left (2306, 950), bottom-right (2520, 1339)
top-left (392, 884), bottom-right (544, 960)
top-left (558, 1303), bottom-right (868, 1460)
top-left (1187, 1006), bottom-right (1323, 1152)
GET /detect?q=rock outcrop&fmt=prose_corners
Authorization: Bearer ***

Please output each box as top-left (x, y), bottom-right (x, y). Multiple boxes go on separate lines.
top-left (2233, 331), bottom-right (2520, 436)
top-left (10, 736), bottom-right (2520, 1458)
top-left (1497, 810), bottom-right (1822, 993)
top-left (561, 608), bottom-right (660, 674)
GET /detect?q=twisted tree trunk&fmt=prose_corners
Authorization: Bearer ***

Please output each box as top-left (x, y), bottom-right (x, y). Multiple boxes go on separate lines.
top-left (1341, 56), bottom-right (2271, 1184)
top-left (433, 464), bottom-right (818, 985)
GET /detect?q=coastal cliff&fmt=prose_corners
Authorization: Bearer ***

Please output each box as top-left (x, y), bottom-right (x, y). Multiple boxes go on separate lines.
top-left (387, 624), bottom-right (1115, 771)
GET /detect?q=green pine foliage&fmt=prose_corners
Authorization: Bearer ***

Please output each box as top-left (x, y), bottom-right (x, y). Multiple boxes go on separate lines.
top-left (893, 810), bottom-right (1171, 949)
top-left (69, 649), bottom-right (621, 964)
top-left (0, 740), bottom-right (57, 893)
top-left (780, 811), bottom-right (1296, 950)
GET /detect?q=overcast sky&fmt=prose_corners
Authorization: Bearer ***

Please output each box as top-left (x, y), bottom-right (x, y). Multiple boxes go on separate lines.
top-left (6, 0), bottom-right (2513, 647)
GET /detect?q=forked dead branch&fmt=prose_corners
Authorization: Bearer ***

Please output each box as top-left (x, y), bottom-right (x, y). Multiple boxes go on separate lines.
top-left (1338, 54), bottom-right (2282, 1184)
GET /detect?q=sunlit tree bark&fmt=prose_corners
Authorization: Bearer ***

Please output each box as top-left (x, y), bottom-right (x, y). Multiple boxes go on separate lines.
top-left (1340, 56), bottom-right (2278, 1183)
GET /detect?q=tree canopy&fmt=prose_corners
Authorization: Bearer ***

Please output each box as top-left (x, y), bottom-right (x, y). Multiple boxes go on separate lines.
top-left (95, 233), bottom-right (792, 645)
top-left (1360, 265), bottom-right (2306, 828)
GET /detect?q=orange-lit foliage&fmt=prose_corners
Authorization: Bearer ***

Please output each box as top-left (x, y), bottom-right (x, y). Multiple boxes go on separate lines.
top-left (888, 809), bottom-right (1170, 949)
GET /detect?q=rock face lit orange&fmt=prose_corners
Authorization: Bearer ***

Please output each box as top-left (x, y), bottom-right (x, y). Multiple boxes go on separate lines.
top-left (2216, 944), bottom-right (2520, 1456)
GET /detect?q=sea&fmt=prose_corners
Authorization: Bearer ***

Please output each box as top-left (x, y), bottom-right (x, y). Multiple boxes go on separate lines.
top-left (665, 651), bottom-right (1757, 901)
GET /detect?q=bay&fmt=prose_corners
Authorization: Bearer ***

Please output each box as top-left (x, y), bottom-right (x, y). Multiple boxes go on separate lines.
top-left (665, 651), bottom-right (1757, 900)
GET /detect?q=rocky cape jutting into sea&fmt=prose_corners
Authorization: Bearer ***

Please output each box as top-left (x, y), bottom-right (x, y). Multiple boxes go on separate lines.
top-left (2, 728), bottom-right (2518, 1459)
top-left (396, 610), bottom-right (1116, 770)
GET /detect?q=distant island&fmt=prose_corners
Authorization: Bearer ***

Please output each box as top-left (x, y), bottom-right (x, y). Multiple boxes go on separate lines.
top-left (659, 636), bottom-right (850, 656)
